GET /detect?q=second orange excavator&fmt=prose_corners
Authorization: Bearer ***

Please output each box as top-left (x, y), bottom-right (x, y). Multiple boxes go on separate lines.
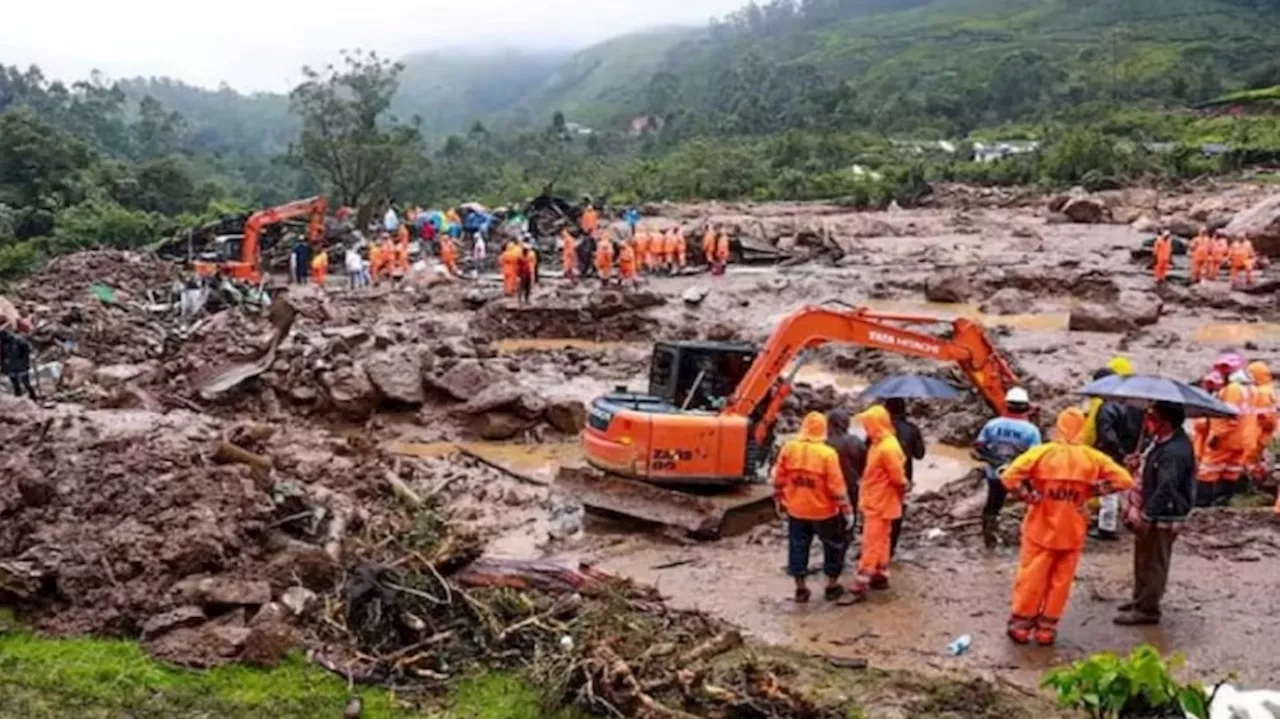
top-left (557, 303), bottom-right (1021, 536)
top-left (194, 196), bottom-right (328, 283)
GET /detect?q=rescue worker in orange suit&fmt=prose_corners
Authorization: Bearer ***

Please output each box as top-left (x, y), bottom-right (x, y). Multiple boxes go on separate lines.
top-left (1194, 369), bottom-right (1249, 506)
top-left (1002, 407), bottom-right (1134, 645)
top-left (702, 225), bottom-right (717, 266)
top-left (773, 411), bottom-right (853, 603)
top-left (369, 239), bottom-right (385, 284)
top-left (394, 233), bottom-right (410, 275)
top-left (1210, 233), bottom-right (1230, 281)
top-left (1229, 237), bottom-right (1256, 288)
top-left (847, 405), bottom-right (907, 601)
top-left (439, 234), bottom-right (459, 277)
top-left (500, 241), bottom-right (521, 297)
top-left (1152, 231), bottom-right (1173, 284)
top-left (675, 228), bottom-right (688, 270)
top-left (635, 229), bottom-right (650, 275)
top-left (378, 235), bottom-right (395, 279)
top-left (1249, 361), bottom-right (1276, 486)
top-left (595, 236), bottom-right (615, 284)
top-left (561, 231), bottom-right (577, 280)
top-left (662, 229), bottom-right (678, 273)
top-left (581, 202), bottom-right (598, 236)
top-left (618, 241), bottom-right (638, 287)
top-left (516, 247), bottom-right (535, 305)
top-left (310, 246), bottom-right (329, 288)
top-left (1189, 229), bottom-right (1210, 284)
top-left (713, 230), bottom-right (731, 276)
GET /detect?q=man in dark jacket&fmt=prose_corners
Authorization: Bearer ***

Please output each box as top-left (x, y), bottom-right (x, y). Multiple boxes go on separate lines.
top-left (826, 409), bottom-right (867, 516)
top-left (884, 398), bottom-right (925, 556)
top-left (0, 323), bottom-right (36, 399)
top-left (1091, 368), bottom-right (1146, 540)
top-left (1114, 402), bottom-right (1194, 626)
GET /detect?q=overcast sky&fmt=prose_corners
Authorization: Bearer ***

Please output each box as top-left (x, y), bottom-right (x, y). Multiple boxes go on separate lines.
top-left (3, 0), bottom-right (747, 93)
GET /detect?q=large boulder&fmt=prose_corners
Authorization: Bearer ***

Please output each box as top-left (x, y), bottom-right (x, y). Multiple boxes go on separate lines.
top-left (924, 274), bottom-right (972, 303)
top-left (319, 365), bottom-right (377, 416)
top-left (544, 399), bottom-right (587, 434)
top-left (364, 348), bottom-right (425, 405)
top-left (453, 382), bottom-right (545, 418)
top-left (1223, 193), bottom-right (1280, 256)
top-left (979, 288), bottom-right (1035, 316)
top-left (427, 359), bottom-right (509, 401)
top-left (471, 412), bottom-right (537, 441)
top-left (1061, 195), bottom-right (1110, 224)
top-left (1068, 291), bottom-right (1162, 333)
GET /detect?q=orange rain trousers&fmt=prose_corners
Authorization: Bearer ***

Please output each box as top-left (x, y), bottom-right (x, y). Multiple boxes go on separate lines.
top-left (1152, 236), bottom-right (1172, 283)
top-left (501, 246), bottom-right (521, 296)
top-left (1209, 240), bottom-right (1229, 280)
top-left (857, 517), bottom-right (893, 582)
top-left (1229, 241), bottom-right (1255, 287)
top-left (595, 243), bottom-right (614, 281)
top-left (1009, 539), bottom-right (1081, 636)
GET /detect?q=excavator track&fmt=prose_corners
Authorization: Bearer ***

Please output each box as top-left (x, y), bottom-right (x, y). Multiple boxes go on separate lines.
top-left (555, 465), bottom-right (775, 539)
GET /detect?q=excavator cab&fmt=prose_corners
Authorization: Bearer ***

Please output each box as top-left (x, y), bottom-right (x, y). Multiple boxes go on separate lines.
top-left (646, 341), bottom-right (758, 411)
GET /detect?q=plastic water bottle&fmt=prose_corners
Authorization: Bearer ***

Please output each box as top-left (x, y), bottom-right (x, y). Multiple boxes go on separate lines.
top-left (947, 634), bottom-right (972, 656)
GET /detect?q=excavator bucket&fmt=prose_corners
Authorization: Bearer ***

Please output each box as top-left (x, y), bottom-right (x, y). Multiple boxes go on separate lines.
top-left (555, 465), bottom-right (775, 539)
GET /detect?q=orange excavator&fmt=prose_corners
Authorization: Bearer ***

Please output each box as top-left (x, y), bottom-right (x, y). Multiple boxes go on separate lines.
top-left (194, 196), bottom-right (328, 283)
top-left (557, 304), bottom-right (1020, 536)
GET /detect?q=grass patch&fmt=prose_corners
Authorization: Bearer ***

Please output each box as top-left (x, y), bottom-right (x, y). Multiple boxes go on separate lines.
top-left (0, 629), bottom-right (591, 719)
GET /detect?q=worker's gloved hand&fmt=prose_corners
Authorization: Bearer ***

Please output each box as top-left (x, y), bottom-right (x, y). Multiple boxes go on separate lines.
top-left (842, 512), bottom-right (855, 534)
top-left (774, 498), bottom-right (786, 519)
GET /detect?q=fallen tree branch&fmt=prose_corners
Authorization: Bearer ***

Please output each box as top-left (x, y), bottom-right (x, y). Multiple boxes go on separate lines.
top-left (677, 630), bottom-right (743, 665)
top-left (212, 440), bottom-right (273, 470)
top-left (383, 469), bottom-right (423, 508)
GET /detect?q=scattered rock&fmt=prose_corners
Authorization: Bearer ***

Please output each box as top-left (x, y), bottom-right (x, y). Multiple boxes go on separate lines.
top-left (428, 359), bottom-right (508, 401)
top-left (60, 357), bottom-right (96, 388)
top-left (1062, 195), bottom-right (1110, 224)
top-left (978, 288), bottom-right (1034, 316)
top-left (16, 475), bottom-right (55, 508)
top-left (1131, 215), bottom-right (1160, 233)
top-left (141, 606), bottom-right (206, 639)
top-left (681, 286), bottom-right (710, 306)
top-left (462, 289), bottom-right (490, 309)
top-left (435, 336), bottom-right (478, 359)
top-left (924, 274), bottom-right (972, 303)
top-left (320, 365), bottom-right (377, 416)
top-left (177, 576), bottom-right (272, 607)
top-left (240, 621), bottom-right (295, 667)
top-left (280, 586), bottom-right (318, 616)
top-left (1068, 291), bottom-right (1162, 333)
top-left (544, 399), bottom-right (587, 434)
top-left (471, 412), bottom-right (537, 441)
top-left (365, 348), bottom-right (425, 405)
top-left (92, 363), bottom-right (154, 387)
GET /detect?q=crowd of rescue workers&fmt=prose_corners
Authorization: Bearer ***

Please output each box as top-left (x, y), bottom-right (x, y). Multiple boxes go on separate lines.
top-left (774, 352), bottom-right (1276, 648)
top-left (283, 201), bottom-right (735, 303)
top-left (0, 199), bottom-right (1273, 654)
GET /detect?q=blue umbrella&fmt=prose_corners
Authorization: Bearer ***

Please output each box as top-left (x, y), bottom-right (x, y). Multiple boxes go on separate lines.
top-left (858, 374), bottom-right (962, 401)
top-left (1076, 373), bottom-right (1237, 418)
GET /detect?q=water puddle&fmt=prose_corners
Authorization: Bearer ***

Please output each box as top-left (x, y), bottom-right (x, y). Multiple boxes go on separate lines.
top-left (387, 440), bottom-right (583, 484)
top-left (913, 443), bottom-right (979, 495)
top-left (1194, 322), bottom-right (1280, 344)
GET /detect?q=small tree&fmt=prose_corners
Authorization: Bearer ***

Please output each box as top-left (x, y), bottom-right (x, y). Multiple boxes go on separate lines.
top-left (288, 50), bottom-right (421, 214)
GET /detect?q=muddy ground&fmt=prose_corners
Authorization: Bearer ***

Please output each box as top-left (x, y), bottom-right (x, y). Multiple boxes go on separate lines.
top-left (3, 182), bottom-right (1280, 706)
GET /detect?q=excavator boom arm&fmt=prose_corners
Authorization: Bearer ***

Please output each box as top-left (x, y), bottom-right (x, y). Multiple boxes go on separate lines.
top-left (726, 305), bottom-right (1017, 428)
top-left (242, 196), bottom-right (327, 271)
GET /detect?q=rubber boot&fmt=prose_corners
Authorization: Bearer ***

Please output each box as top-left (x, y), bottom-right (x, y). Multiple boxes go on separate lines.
top-left (981, 516), bottom-right (998, 549)
top-left (1006, 616), bottom-right (1033, 645)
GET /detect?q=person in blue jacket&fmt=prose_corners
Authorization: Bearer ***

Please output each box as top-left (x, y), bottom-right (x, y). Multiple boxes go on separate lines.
top-left (975, 387), bottom-right (1043, 549)
top-left (623, 207), bottom-right (641, 233)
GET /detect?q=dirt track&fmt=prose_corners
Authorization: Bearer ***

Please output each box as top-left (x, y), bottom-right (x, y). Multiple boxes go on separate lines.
top-left (3, 186), bottom-right (1280, 695)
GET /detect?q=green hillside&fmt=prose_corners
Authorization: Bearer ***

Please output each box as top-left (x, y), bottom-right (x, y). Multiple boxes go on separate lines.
top-left (395, 49), bottom-right (566, 135)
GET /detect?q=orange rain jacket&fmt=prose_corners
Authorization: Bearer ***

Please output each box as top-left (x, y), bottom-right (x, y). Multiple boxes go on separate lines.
top-left (1001, 407), bottom-right (1134, 551)
top-left (561, 232), bottom-right (576, 274)
top-left (635, 231), bottom-right (650, 268)
top-left (618, 243), bottom-right (637, 279)
top-left (675, 230), bottom-right (687, 266)
top-left (595, 238), bottom-right (614, 279)
top-left (440, 236), bottom-right (458, 271)
top-left (702, 228), bottom-right (716, 262)
top-left (772, 412), bottom-right (850, 521)
top-left (581, 207), bottom-right (599, 234)
top-left (1250, 362), bottom-right (1277, 457)
top-left (715, 232), bottom-right (731, 262)
top-left (1195, 381), bottom-right (1249, 481)
top-left (858, 405), bottom-right (908, 520)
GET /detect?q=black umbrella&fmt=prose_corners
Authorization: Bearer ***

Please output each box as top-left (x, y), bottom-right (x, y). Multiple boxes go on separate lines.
top-left (1076, 373), bottom-right (1238, 418)
top-left (858, 374), bottom-right (961, 401)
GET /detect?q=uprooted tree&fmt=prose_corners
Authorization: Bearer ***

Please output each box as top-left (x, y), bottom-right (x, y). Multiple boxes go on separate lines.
top-left (288, 49), bottom-right (421, 222)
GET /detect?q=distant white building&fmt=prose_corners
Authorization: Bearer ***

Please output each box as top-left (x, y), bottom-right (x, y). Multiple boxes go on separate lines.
top-left (973, 140), bottom-right (1041, 163)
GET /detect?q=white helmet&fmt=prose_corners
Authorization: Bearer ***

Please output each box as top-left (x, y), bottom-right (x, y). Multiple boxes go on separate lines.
top-left (1005, 387), bottom-right (1030, 405)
